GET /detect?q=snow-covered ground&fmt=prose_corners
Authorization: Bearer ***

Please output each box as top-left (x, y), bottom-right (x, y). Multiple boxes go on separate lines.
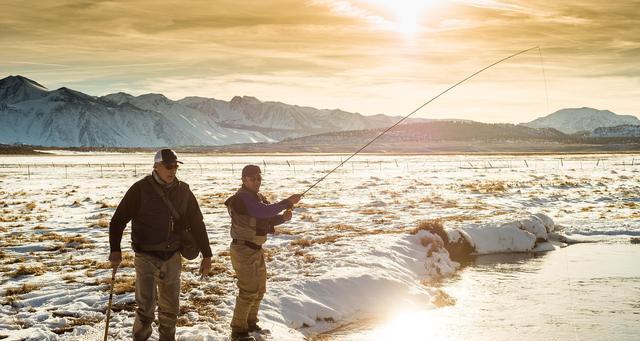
top-left (0, 153), bottom-right (638, 340)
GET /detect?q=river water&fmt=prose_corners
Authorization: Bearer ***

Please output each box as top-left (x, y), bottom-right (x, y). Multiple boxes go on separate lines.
top-left (326, 242), bottom-right (640, 341)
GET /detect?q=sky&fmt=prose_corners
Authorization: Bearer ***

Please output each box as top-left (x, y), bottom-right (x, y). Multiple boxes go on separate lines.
top-left (1, 0), bottom-right (639, 123)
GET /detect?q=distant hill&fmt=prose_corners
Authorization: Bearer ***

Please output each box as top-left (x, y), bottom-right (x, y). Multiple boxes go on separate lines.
top-left (202, 121), bottom-right (640, 153)
top-left (523, 107), bottom-right (640, 134)
top-left (590, 125), bottom-right (640, 137)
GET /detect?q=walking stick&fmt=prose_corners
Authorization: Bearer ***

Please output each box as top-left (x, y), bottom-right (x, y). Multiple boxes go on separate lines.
top-left (104, 267), bottom-right (117, 341)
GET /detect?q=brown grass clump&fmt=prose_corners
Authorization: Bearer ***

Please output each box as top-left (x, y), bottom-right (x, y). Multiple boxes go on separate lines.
top-left (304, 254), bottom-right (316, 263)
top-left (93, 219), bottom-right (110, 228)
top-left (430, 289), bottom-right (457, 307)
top-left (208, 263), bottom-right (228, 276)
top-left (275, 227), bottom-right (301, 235)
top-left (62, 275), bottom-right (77, 283)
top-left (464, 181), bottom-right (509, 193)
top-left (410, 219), bottom-right (444, 235)
top-left (121, 253), bottom-right (134, 268)
top-left (12, 265), bottom-right (46, 277)
top-left (25, 202), bottom-right (37, 211)
top-left (218, 251), bottom-right (230, 257)
top-left (38, 234), bottom-right (94, 250)
top-left (4, 283), bottom-right (41, 296)
top-left (291, 238), bottom-right (313, 248)
top-left (33, 225), bottom-right (48, 230)
top-left (113, 276), bottom-right (136, 294)
top-left (314, 235), bottom-right (340, 244)
top-left (300, 213), bottom-right (316, 222)
top-left (0, 215), bottom-right (18, 222)
top-left (359, 209), bottom-right (385, 215)
top-left (98, 200), bottom-right (117, 209)
top-left (294, 249), bottom-right (305, 257)
top-left (327, 224), bottom-right (358, 232)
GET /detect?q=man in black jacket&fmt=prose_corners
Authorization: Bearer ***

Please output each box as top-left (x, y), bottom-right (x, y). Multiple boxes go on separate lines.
top-left (109, 149), bottom-right (212, 341)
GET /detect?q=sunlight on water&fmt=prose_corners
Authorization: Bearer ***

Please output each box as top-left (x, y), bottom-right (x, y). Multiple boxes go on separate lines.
top-left (336, 243), bottom-right (640, 341)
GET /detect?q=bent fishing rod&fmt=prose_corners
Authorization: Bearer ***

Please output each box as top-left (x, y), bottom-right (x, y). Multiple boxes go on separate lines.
top-left (300, 46), bottom-right (541, 196)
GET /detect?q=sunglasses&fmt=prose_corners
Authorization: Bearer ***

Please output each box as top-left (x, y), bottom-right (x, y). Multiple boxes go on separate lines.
top-left (163, 163), bottom-right (179, 170)
top-left (247, 175), bottom-right (262, 182)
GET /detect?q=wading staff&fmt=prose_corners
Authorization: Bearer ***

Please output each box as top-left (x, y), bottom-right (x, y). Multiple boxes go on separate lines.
top-left (103, 267), bottom-right (117, 341)
top-left (301, 46), bottom-right (541, 196)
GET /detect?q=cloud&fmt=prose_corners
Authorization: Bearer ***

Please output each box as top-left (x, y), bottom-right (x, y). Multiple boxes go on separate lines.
top-left (1, 0), bottom-right (638, 120)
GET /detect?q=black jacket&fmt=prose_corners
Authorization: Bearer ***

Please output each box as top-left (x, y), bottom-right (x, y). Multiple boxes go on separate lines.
top-left (109, 175), bottom-right (212, 259)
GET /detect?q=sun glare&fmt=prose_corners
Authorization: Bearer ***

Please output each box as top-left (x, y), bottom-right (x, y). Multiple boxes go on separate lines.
top-left (368, 309), bottom-right (447, 340)
top-left (366, 0), bottom-right (443, 34)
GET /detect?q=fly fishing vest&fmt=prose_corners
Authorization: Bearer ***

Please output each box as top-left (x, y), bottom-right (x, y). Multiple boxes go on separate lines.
top-left (225, 188), bottom-right (272, 246)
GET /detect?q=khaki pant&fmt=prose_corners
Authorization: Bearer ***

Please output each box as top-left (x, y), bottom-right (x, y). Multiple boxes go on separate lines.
top-left (230, 244), bottom-right (267, 333)
top-left (132, 252), bottom-right (181, 341)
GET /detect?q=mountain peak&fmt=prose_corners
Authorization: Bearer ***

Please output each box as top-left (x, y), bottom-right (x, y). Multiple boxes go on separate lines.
top-left (524, 107), bottom-right (640, 134)
top-left (0, 75), bottom-right (49, 104)
top-left (230, 95), bottom-right (262, 106)
top-left (137, 93), bottom-right (171, 105)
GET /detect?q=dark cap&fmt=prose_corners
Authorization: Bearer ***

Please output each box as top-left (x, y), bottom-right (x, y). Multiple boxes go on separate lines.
top-left (153, 149), bottom-right (183, 165)
top-left (242, 164), bottom-right (261, 177)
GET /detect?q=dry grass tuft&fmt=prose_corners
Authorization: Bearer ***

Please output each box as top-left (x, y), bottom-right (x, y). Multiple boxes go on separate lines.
top-left (314, 235), bottom-right (340, 244)
top-left (290, 238), bottom-right (313, 248)
top-left (300, 213), bottom-right (316, 222)
top-left (62, 274), bottom-right (77, 283)
top-left (25, 202), bottom-right (37, 211)
top-left (208, 263), bottom-right (229, 276)
top-left (4, 283), bottom-right (41, 296)
top-left (327, 224), bottom-right (358, 231)
top-left (92, 219), bottom-right (109, 228)
top-left (359, 208), bottom-right (385, 215)
top-left (304, 254), bottom-right (316, 263)
top-left (113, 276), bottom-right (136, 294)
top-left (97, 200), bottom-right (117, 209)
top-left (12, 265), bottom-right (46, 277)
top-left (410, 219), bottom-right (444, 235)
top-left (33, 225), bottom-right (48, 230)
top-left (275, 227), bottom-right (301, 235)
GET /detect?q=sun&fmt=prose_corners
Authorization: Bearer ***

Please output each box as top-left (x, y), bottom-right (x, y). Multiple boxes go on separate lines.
top-left (365, 0), bottom-right (443, 34)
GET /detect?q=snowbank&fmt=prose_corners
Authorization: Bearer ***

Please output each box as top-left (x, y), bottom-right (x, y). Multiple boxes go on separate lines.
top-left (444, 213), bottom-right (557, 255)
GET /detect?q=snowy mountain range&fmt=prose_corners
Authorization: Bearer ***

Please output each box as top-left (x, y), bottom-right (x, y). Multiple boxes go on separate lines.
top-left (523, 107), bottom-right (640, 134)
top-left (1, 75), bottom-right (639, 147)
top-left (0, 75), bottom-right (399, 147)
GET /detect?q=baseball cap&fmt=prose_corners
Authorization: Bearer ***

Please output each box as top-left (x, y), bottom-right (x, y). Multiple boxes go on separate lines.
top-left (153, 149), bottom-right (183, 165)
top-left (241, 165), bottom-right (261, 177)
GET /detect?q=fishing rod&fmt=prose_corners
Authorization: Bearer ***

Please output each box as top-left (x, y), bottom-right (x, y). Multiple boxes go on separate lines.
top-left (300, 46), bottom-right (541, 196)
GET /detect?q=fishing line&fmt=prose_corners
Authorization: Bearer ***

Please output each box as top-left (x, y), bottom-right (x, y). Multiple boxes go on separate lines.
top-left (537, 47), bottom-right (550, 116)
top-left (301, 46), bottom-right (542, 195)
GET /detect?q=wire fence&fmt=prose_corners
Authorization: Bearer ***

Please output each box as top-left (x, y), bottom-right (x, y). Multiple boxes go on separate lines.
top-left (0, 155), bottom-right (638, 181)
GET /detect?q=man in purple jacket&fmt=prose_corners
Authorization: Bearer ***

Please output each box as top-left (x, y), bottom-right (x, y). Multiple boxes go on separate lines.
top-left (224, 165), bottom-right (301, 341)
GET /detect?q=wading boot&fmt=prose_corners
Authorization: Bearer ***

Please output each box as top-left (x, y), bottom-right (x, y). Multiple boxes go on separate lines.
top-left (230, 331), bottom-right (256, 341)
top-left (248, 323), bottom-right (271, 335)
